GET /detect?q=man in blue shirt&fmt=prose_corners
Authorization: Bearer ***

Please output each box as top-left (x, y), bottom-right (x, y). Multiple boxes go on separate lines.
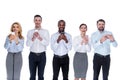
top-left (91, 19), bottom-right (117, 80)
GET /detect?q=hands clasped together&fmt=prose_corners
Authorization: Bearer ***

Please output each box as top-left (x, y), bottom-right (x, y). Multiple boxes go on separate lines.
top-left (9, 32), bottom-right (19, 45)
top-left (100, 34), bottom-right (114, 43)
top-left (57, 33), bottom-right (68, 43)
top-left (32, 31), bottom-right (42, 41)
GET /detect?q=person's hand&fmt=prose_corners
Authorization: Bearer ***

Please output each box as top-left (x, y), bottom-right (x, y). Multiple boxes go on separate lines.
top-left (57, 34), bottom-right (62, 43)
top-left (106, 34), bottom-right (115, 42)
top-left (100, 35), bottom-right (108, 43)
top-left (9, 33), bottom-right (15, 42)
top-left (81, 35), bottom-right (88, 45)
top-left (32, 32), bottom-right (38, 41)
top-left (37, 33), bottom-right (42, 41)
top-left (57, 33), bottom-right (68, 43)
top-left (61, 34), bottom-right (68, 43)
top-left (32, 32), bottom-right (42, 41)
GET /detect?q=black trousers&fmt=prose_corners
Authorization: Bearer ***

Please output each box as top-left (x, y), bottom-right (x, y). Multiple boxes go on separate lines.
top-left (29, 52), bottom-right (46, 80)
top-left (93, 53), bottom-right (110, 80)
top-left (53, 54), bottom-right (69, 80)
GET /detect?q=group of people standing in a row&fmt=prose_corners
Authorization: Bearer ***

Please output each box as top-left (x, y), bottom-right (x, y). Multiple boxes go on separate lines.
top-left (4, 14), bottom-right (118, 80)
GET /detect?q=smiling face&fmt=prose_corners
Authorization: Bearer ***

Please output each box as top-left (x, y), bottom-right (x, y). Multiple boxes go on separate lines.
top-left (58, 22), bottom-right (65, 33)
top-left (79, 24), bottom-right (87, 35)
top-left (10, 22), bottom-right (23, 39)
top-left (80, 25), bottom-right (87, 33)
top-left (11, 22), bottom-right (21, 34)
top-left (97, 21), bottom-right (105, 31)
top-left (12, 24), bottom-right (19, 33)
top-left (58, 20), bottom-right (65, 33)
top-left (34, 17), bottom-right (42, 29)
top-left (97, 19), bottom-right (105, 32)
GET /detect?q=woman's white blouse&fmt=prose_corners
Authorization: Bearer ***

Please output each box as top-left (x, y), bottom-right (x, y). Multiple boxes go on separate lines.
top-left (73, 35), bottom-right (91, 53)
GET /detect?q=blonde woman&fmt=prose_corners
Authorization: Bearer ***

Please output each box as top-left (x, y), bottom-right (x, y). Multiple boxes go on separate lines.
top-left (4, 22), bottom-right (24, 80)
top-left (73, 24), bottom-right (91, 80)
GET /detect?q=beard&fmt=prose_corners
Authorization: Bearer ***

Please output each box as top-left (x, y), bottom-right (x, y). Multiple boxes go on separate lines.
top-left (59, 28), bottom-right (65, 33)
top-left (98, 27), bottom-right (104, 31)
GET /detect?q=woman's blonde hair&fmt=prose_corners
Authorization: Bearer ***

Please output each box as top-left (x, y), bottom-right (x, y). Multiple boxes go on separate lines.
top-left (10, 22), bottom-right (24, 39)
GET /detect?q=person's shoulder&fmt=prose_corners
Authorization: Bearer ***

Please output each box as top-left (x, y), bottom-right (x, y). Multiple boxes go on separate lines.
top-left (73, 35), bottom-right (79, 40)
top-left (105, 30), bottom-right (112, 34)
top-left (19, 37), bottom-right (24, 40)
top-left (41, 28), bottom-right (49, 32)
top-left (74, 35), bottom-right (79, 38)
top-left (102, 30), bottom-right (112, 35)
top-left (91, 31), bottom-right (97, 35)
top-left (40, 28), bottom-right (50, 35)
top-left (65, 32), bottom-right (71, 36)
top-left (50, 32), bottom-right (58, 38)
top-left (28, 28), bottom-right (34, 31)
top-left (65, 32), bottom-right (72, 38)
top-left (27, 29), bottom-right (34, 33)
top-left (90, 31), bottom-right (99, 39)
top-left (51, 32), bottom-right (58, 36)
top-left (41, 28), bottom-right (47, 31)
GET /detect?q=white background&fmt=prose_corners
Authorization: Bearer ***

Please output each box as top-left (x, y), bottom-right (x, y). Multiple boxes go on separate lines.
top-left (0, 0), bottom-right (120, 80)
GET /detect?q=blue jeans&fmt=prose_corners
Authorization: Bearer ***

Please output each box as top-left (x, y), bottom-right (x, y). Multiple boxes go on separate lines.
top-left (29, 52), bottom-right (46, 80)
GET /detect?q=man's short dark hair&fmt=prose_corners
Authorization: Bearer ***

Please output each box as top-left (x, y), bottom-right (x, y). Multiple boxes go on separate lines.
top-left (97, 19), bottom-right (105, 24)
top-left (34, 15), bottom-right (42, 20)
top-left (58, 20), bottom-right (66, 26)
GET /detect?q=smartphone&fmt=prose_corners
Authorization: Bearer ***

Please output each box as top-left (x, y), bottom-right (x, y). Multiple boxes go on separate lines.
top-left (11, 32), bottom-right (15, 35)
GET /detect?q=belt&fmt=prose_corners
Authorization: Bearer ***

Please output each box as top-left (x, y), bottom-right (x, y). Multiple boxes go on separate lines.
top-left (95, 53), bottom-right (110, 57)
top-left (8, 52), bottom-right (21, 54)
top-left (30, 51), bottom-right (45, 56)
top-left (54, 54), bottom-right (68, 58)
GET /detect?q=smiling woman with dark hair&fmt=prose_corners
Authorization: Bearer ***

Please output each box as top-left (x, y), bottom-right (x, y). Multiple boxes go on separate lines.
top-left (73, 23), bottom-right (91, 80)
